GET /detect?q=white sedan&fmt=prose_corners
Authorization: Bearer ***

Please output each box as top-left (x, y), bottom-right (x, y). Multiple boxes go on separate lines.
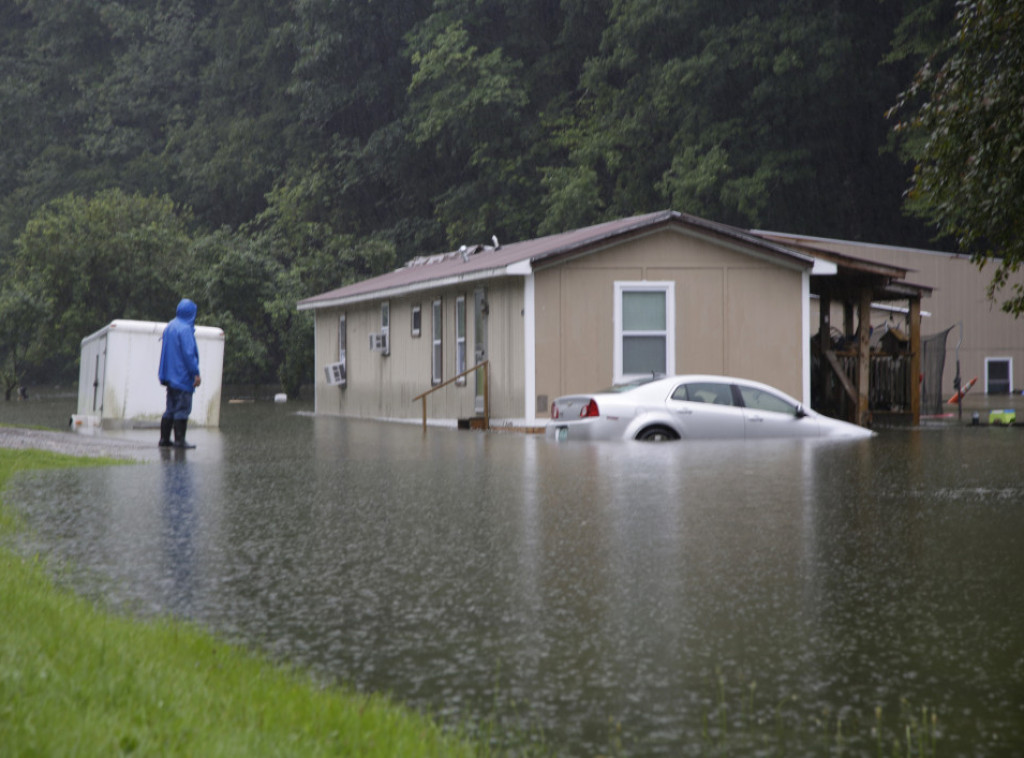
top-left (546, 375), bottom-right (874, 442)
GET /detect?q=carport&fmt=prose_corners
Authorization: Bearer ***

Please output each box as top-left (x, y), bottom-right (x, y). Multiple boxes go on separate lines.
top-left (807, 248), bottom-right (932, 427)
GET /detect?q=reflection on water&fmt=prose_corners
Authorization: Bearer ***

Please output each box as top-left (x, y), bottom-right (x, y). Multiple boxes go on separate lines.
top-left (6, 400), bottom-right (1024, 756)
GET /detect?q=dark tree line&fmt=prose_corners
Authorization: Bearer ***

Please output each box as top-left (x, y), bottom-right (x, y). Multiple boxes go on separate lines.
top-left (0, 0), bottom-right (966, 395)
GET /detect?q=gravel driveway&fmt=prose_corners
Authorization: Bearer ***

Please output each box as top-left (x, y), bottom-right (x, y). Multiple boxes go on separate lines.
top-left (0, 426), bottom-right (156, 461)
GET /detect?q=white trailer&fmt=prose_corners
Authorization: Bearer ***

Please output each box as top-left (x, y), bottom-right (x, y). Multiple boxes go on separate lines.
top-left (73, 319), bottom-right (225, 431)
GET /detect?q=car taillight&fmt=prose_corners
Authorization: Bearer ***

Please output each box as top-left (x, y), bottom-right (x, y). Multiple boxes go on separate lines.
top-left (580, 399), bottom-right (599, 418)
top-left (550, 401), bottom-right (559, 419)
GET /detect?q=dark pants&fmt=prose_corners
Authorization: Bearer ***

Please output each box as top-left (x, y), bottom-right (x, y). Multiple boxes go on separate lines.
top-left (163, 387), bottom-right (194, 421)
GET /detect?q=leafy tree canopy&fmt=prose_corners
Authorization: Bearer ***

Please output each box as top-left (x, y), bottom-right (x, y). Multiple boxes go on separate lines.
top-left (890, 0), bottom-right (1024, 313)
top-left (9, 189), bottom-right (193, 370)
top-left (0, 0), bottom-right (960, 391)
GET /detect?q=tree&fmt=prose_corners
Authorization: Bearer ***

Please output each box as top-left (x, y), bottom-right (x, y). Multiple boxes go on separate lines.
top-left (890, 0), bottom-right (1024, 312)
top-left (0, 287), bottom-right (46, 400)
top-left (405, 18), bottom-right (531, 244)
top-left (10, 189), bottom-right (193, 375)
top-left (539, 0), bottom-right (938, 243)
top-left (182, 179), bottom-right (397, 394)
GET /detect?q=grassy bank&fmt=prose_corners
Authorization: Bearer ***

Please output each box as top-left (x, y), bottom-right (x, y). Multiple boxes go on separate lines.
top-left (0, 448), bottom-right (480, 757)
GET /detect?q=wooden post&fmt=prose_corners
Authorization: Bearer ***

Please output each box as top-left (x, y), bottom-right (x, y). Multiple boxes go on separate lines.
top-left (909, 296), bottom-right (921, 425)
top-left (843, 300), bottom-right (855, 342)
top-left (856, 288), bottom-right (872, 427)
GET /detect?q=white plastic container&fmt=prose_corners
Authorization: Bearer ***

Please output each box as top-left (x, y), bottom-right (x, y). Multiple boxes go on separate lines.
top-left (73, 319), bottom-right (225, 431)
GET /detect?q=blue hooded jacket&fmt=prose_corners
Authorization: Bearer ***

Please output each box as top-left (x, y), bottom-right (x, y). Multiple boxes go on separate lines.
top-left (158, 299), bottom-right (200, 393)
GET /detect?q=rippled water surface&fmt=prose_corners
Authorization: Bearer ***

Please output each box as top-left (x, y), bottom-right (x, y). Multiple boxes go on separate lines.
top-left (5, 396), bottom-right (1024, 756)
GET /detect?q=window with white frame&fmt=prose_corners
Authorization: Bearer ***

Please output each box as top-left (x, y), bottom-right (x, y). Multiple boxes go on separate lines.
top-left (985, 357), bottom-right (1012, 394)
top-left (326, 313), bottom-right (347, 387)
top-left (339, 313), bottom-right (347, 374)
top-left (411, 304), bottom-right (421, 337)
top-left (613, 281), bottom-right (675, 381)
top-left (455, 295), bottom-right (467, 385)
top-left (431, 298), bottom-right (443, 385)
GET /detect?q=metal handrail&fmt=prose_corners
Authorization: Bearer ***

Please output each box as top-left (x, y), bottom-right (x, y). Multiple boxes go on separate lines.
top-left (412, 360), bottom-right (489, 432)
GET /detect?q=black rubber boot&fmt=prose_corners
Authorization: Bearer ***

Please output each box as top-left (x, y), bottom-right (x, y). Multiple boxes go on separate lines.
top-left (158, 417), bottom-right (174, 447)
top-left (173, 419), bottom-right (196, 449)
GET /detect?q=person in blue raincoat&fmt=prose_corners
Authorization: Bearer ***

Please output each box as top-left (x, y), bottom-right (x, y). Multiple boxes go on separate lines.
top-left (158, 298), bottom-right (202, 448)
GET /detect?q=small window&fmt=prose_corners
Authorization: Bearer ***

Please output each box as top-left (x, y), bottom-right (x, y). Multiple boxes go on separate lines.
top-left (411, 305), bottom-right (422, 337)
top-left (986, 357), bottom-right (1012, 394)
top-left (431, 298), bottom-right (443, 385)
top-left (381, 301), bottom-right (390, 335)
top-left (455, 295), bottom-right (467, 385)
top-left (674, 382), bottom-right (734, 406)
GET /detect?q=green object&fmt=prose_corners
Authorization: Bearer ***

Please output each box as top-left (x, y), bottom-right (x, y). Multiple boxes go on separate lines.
top-left (988, 409), bottom-right (1016, 425)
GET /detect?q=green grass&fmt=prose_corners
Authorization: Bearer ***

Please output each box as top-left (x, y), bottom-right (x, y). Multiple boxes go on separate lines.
top-left (0, 448), bottom-right (481, 757)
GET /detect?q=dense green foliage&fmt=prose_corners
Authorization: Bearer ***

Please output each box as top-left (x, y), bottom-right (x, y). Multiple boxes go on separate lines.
top-left (890, 0), bottom-right (1024, 313)
top-left (0, 0), bottom-right (961, 390)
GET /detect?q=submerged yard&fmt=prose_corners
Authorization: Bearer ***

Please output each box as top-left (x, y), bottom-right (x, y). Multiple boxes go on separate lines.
top-left (3, 392), bottom-right (1023, 756)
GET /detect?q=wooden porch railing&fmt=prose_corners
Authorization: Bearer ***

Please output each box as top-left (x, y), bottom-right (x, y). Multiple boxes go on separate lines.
top-left (411, 360), bottom-right (489, 432)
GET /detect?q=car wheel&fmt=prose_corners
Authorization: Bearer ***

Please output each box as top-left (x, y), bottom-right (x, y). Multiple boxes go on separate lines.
top-left (636, 426), bottom-right (678, 442)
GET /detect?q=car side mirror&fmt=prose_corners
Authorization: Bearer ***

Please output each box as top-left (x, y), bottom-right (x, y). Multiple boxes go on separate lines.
top-left (795, 405), bottom-right (807, 419)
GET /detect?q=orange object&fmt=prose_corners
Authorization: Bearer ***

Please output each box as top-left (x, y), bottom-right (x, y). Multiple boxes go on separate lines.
top-left (948, 376), bottom-right (977, 404)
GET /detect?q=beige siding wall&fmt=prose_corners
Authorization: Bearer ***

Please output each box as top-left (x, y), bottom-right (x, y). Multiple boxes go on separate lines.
top-left (533, 228), bottom-right (805, 416)
top-left (482, 279), bottom-right (527, 420)
top-left (312, 280), bottom-right (526, 422)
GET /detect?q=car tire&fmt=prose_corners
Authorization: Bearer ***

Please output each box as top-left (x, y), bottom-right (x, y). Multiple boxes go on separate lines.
top-left (636, 426), bottom-right (678, 442)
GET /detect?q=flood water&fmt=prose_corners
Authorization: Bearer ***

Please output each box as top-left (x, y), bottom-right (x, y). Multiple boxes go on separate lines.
top-left (4, 393), bottom-right (1024, 756)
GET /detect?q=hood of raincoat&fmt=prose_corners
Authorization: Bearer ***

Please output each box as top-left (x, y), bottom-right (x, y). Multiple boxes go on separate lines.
top-left (159, 299), bottom-right (201, 392)
top-left (176, 298), bottom-right (197, 325)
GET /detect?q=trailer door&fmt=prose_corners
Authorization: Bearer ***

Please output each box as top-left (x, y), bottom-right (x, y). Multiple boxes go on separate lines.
top-left (90, 335), bottom-right (107, 413)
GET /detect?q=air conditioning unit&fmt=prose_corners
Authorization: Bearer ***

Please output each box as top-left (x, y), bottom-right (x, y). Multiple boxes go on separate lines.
top-left (369, 332), bottom-right (390, 356)
top-left (324, 360), bottom-right (346, 387)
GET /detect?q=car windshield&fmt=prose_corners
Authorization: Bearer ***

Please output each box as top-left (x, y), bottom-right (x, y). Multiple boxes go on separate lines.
top-left (601, 376), bottom-right (662, 393)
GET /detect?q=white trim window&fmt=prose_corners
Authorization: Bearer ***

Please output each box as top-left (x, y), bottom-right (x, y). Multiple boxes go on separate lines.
top-left (322, 313), bottom-right (348, 387)
top-left (613, 281), bottom-right (675, 382)
top-left (337, 314), bottom-right (347, 386)
top-left (455, 295), bottom-right (467, 385)
top-left (431, 298), bottom-right (443, 385)
top-left (411, 304), bottom-right (422, 337)
top-left (985, 356), bottom-right (1013, 394)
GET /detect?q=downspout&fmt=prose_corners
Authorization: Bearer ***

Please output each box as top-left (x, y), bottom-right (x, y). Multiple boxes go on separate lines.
top-left (523, 272), bottom-right (537, 422)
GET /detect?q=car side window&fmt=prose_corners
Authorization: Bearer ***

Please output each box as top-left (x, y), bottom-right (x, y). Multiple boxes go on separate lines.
top-left (673, 382), bottom-right (734, 406)
top-left (737, 385), bottom-right (798, 414)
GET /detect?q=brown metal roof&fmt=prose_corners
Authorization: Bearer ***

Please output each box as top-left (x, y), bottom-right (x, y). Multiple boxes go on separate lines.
top-left (751, 230), bottom-right (933, 302)
top-left (298, 210), bottom-right (816, 310)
